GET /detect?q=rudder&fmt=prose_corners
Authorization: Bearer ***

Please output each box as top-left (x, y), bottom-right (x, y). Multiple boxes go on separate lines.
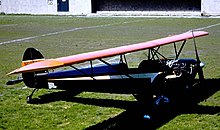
top-left (22, 48), bottom-right (48, 88)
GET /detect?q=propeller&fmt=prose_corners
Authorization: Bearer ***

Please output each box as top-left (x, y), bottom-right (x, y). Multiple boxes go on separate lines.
top-left (192, 30), bottom-right (205, 83)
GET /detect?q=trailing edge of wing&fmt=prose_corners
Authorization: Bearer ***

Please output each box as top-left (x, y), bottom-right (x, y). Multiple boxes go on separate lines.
top-left (8, 31), bottom-right (208, 75)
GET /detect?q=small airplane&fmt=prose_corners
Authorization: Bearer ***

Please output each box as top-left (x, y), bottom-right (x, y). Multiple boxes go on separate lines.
top-left (7, 31), bottom-right (208, 108)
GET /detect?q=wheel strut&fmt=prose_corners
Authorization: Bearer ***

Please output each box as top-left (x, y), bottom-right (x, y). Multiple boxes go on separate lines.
top-left (26, 88), bottom-right (38, 103)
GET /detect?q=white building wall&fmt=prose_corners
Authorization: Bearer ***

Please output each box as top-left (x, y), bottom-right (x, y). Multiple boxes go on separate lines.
top-left (47, 1), bottom-right (57, 14)
top-left (0, 0), bottom-right (91, 15)
top-left (56, 0), bottom-right (91, 15)
top-left (201, 0), bottom-right (220, 16)
top-left (0, 0), bottom-right (55, 14)
top-left (72, 0), bottom-right (91, 15)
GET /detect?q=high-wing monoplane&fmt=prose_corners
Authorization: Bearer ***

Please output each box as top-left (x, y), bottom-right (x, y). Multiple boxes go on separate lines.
top-left (7, 31), bottom-right (208, 109)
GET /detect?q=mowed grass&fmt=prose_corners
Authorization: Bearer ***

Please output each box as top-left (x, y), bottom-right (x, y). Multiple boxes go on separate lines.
top-left (0, 15), bottom-right (220, 129)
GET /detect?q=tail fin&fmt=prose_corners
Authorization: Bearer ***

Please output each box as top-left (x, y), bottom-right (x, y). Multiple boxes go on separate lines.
top-left (22, 48), bottom-right (48, 88)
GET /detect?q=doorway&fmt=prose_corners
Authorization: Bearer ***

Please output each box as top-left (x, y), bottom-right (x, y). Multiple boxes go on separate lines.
top-left (92, 0), bottom-right (201, 13)
top-left (57, 0), bottom-right (69, 12)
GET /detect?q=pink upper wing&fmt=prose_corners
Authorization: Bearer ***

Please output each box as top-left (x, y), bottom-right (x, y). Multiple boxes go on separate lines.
top-left (8, 31), bottom-right (208, 75)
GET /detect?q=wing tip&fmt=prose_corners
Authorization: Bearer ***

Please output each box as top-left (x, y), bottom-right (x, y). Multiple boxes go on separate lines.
top-left (7, 71), bottom-right (16, 75)
top-left (7, 69), bottom-right (20, 75)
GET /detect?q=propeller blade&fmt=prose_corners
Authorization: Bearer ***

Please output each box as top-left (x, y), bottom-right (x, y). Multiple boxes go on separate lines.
top-left (197, 62), bottom-right (205, 82)
top-left (192, 30), bottom-right (205, 82)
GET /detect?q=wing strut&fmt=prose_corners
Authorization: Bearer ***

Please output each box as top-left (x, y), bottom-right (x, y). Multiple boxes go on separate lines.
top-left (173, 40), bottom-right (187, 59)
top-left (70, 65), bottom-right (96, 80)
top-left (148, 47), bottom-right (166, 60)
top-left (175, 40), bottom-right (186, 59)
top-left (173, 42), bottom-right (178, 59)
top-left (99, 58), bottom-right (133, 79)
top-left (120, 54), bottom-right (128, 65)
top-left (90, 60), bottom-right (95, 78)
top-left (149, 47), bottom-right (160, 60)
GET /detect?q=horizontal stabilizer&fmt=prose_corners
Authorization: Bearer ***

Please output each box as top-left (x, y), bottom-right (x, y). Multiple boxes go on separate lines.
top-left (8, 59), bottom-right (64, 75)
top-left (6, 78), bottom-right (23, 85)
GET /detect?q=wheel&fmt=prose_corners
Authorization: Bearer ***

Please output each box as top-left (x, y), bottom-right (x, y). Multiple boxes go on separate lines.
top-left (26, 96), bottom-right (32, 103)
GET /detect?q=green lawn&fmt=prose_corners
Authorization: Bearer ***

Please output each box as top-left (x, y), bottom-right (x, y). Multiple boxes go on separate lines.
top-left (0, 15), bottom-right (220, 129)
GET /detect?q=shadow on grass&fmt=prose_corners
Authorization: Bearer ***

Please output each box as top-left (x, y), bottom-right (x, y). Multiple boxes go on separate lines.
top-left (29, 78), bottom-right (220, 129)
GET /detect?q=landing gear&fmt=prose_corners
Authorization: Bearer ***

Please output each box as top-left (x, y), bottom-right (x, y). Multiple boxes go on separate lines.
top-left (26, 88), bottom-right (38, 103)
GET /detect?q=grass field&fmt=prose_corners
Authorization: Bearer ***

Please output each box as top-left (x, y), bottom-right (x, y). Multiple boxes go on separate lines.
top-left (0, 15), bottom-right (220, 129)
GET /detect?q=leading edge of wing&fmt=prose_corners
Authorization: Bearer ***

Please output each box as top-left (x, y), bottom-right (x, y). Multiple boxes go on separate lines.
top-left (8, 31), bottom-right (208, 75)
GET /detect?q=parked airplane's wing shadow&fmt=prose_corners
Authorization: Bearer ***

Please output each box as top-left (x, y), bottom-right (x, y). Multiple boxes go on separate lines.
top-left (29, 78), bottom-right (220, 129)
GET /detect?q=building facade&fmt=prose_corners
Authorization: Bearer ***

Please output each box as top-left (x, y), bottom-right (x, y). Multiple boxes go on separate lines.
top-left (201, 0), bottom-right (220, 16)
top-left (0, 0), bottom-right (219, 16)
top-left (0, 0), bottom-right (91, 15)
